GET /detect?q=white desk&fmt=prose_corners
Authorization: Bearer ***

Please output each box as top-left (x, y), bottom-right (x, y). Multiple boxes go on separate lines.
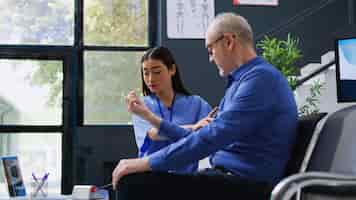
top-left (0, 195), bottom-right (71, 200)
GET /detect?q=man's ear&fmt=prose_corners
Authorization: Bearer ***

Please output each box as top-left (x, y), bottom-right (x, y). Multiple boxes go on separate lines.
top-left (226, 34), bottom-right (237, 51)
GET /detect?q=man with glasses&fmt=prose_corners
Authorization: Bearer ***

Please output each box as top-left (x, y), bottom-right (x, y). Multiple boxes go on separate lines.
top-left (113, 13), bottom-right (298, 200)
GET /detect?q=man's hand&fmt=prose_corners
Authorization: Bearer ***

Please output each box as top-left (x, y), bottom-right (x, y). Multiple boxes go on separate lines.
top-left (190, 107), bottom-right (218, 131)
top-left (191, 117), bottom-right (214, 131)
top-left (112, 157), bottom-right (151, 190)
top-left (191, 107), bottom-right (218, 131)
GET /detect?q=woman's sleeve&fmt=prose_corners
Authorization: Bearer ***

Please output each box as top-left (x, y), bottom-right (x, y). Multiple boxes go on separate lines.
top-left (132, 114), bottom-right (153, 150)
top-left (196, 96), bottom-right (212, 120)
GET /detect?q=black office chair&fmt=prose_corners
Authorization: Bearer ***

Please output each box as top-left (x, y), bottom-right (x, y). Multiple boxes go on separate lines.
top-left (271, 105), bottom-right (356, 200)
top-left (283, 112), bottom-right (327, 178)
top-left (269, 112), bottom-right (327, 200)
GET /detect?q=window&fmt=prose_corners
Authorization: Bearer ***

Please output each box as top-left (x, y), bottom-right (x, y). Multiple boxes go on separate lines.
top-left (0, 133), bottom-right (62, 195)
top-left (0, 0), bottom-right (153, 194)
top-left (84, 0), bottom-right (148, 46)
top-left (84, 51), bottom-right (143, 124)
top-left (0, 55), bottom-right (66, 195)
top-left (0, 60), bottom-right (63, 125)
top-left (0, 59), bottom-right (63, 194)
top-left (0, 0), bottom-right (74, 45)
top-left (83, 0), bottom-right (150, 124)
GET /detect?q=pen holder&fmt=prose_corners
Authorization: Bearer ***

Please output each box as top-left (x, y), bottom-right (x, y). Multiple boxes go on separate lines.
top-left (30, 179), bottom-right (48, 198)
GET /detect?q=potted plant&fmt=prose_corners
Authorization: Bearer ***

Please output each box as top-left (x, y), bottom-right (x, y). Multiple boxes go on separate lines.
top-left (257, 34), bottom-right (324, 116)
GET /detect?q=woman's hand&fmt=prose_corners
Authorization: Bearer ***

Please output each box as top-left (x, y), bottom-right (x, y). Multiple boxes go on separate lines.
top-left (125, 91), bottom-right (150, 117)
top-left (112, 157), bottom-right (151, 190)
top-left (147, 128), bottom-right (168, 140)
top-left (126, 90), bottom-right (162, 128)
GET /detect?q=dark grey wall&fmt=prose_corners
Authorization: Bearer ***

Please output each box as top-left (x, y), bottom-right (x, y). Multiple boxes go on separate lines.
top-left (160, 0), bottom-right (355, 106)
top-left (75, 126), bottom-right (137, 200)
top-left (75, 126), bottom-right (137, 185)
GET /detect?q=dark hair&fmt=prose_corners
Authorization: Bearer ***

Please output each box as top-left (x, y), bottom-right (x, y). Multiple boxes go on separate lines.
top-left (140, 46), bottom-right (190, 96)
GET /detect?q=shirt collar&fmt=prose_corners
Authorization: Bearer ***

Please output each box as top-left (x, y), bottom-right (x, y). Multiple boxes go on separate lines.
top-left (226, 56), bottom-right (264, 88)
top-left (150, 92), bottom-right (182, 102)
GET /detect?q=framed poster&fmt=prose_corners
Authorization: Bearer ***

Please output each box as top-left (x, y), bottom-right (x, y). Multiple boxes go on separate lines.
top-left (233, 0), bottom-right (278, 6)
top-left (167, 0), bottom-right (215, 39)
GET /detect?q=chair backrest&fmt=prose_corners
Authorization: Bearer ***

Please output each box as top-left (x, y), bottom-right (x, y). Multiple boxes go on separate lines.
top-left (283, 112), bottom-right (327, 178)
top-left (271, 106), bottom-right (356, 200)
top-left (307, 105), bottom-right (356, 173)
top-left (300, 105), bottom-right (356, 200)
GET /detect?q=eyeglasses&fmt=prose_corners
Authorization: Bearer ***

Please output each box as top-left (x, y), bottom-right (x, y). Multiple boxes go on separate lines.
top-left (207, 35), bottom-right (225, 57)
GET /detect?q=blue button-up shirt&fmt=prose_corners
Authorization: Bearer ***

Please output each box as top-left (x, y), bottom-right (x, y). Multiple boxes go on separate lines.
top-left (132, 93), bottom-right (211, 173)
top-left (148, 57), bottom-right (298, 184)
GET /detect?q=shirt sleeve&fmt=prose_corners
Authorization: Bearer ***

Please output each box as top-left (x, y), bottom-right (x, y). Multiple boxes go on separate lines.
top-left (132, 114), bottom-right (153, 150)
top-left (148, 69), bottom-right (277, 171)
top-left (195, 96), bottom-right (212, 120)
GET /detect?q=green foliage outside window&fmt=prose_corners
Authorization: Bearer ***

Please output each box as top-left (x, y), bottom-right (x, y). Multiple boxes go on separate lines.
top-left (83, 52), bottom-right (142, 124)
top-left (0, 0), bottom-right (74, 45)
top-left (1, 0), bottom-right (148, 124)
top-left (84, 0), bottom-right (147, 46)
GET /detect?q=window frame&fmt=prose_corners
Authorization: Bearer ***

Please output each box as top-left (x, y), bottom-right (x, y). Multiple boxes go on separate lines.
top-left (0, 46), bottom-right (74, 194)
top-left (77, 0), bottom-right (156, 126)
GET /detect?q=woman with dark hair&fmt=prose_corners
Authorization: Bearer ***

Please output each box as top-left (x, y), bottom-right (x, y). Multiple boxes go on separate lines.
top-left (132, 46), bottom-right (212, 173)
